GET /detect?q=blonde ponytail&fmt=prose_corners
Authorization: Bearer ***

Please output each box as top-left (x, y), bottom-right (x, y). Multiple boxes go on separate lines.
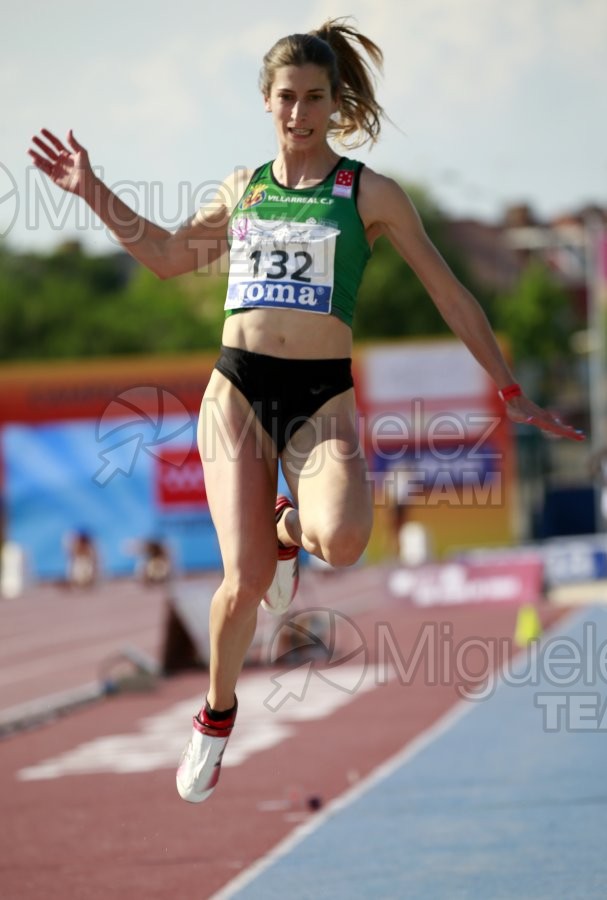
top-left (313, 18), bottom-right (384, 147)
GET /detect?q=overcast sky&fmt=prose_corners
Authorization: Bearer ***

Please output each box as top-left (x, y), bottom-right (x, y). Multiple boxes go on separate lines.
top-left (1, 0), bottom-right (605, 253)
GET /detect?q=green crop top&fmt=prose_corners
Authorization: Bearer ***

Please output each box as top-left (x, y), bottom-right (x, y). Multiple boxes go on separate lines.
top-left (224, 157), bottom-right (371, 328)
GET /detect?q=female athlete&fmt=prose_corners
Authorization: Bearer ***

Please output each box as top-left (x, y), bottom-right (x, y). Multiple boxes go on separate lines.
top-left (29, 18), bottom-right (583, 804)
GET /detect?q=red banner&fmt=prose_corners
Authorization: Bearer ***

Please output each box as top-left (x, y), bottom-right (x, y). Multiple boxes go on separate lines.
top-left (154, 449), bottom-right (207, 508)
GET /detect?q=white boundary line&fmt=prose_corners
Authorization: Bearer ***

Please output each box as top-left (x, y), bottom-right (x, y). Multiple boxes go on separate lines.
top-left (210, 696), bottom-right (474, 899)
top-left (210, 605), bottom-right (586, 899)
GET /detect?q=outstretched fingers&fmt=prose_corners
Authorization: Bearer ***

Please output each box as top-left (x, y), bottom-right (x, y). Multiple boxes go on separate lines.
top-left (28, 129), bottom-right (72, 173)
top-left (27, 127), bottom-right (90, 195)
top-left (514, 407), bottom-right (585, 442)
top-left (506, 395), bottom-right (585, 441)
top-left (27, 148), bottom-right (53, 175)
top-left (41, 128), bottom-right (69, 154)
top-left (538, 417), bottom-right (585, 441)
top-left (31, 134), bottom-right (61, 161)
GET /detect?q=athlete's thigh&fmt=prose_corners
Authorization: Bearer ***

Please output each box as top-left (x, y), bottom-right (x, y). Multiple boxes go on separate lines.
top-left (280, 388), bottom-right (372, 534)
top-left (198, 370), bottom-right (278, 577)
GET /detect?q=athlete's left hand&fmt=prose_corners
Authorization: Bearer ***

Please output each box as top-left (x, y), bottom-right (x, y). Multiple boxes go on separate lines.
top-left (504, 394), bottom-right (585, 441)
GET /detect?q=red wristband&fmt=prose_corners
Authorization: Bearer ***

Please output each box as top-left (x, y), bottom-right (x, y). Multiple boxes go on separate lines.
top-left (498, 383), bottom-right (522, 402)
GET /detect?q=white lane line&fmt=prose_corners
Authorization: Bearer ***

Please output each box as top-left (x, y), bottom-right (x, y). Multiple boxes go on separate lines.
top-left (211, 698), bottom-right (475, 900)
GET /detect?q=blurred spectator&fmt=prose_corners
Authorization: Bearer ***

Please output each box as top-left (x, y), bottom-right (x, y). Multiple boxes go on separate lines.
top-left (123, 537), bottom-right (173, 585)
top-left (389, 463), bottom-right (415, 539)
top-left (140, 539), bottom-right (172, 585)
top-left (387, 463), bottom-right (433, 565)
top-left (66, 529), bottom-right (98, 587)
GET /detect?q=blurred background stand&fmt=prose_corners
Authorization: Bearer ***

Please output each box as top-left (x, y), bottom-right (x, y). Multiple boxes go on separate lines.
top-left (0, 541), bottom-right (27, 600)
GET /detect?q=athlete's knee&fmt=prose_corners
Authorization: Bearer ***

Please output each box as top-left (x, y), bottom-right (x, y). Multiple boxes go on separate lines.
top-left (315, 520), bottom-right (370, 568)
top-left (221, 564), bottom-right (275, 614)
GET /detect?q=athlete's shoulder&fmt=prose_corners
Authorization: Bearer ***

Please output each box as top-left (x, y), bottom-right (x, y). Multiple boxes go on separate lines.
top-left (359, 165), bottom-right (400, 194)
top-left (357, 166), bottom-right (418, 230)
top-left (187, 166), bottom-right (255, 229)
top-left (223, 166), bottom-right (257, 214)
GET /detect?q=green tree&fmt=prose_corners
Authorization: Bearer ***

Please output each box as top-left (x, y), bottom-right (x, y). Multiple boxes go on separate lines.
top-left (494, 261), bottom-right (578, 365)
top-left (0, 243), bottom-right (225, 360)
top-left (353, 182), bottom-right (492, 341)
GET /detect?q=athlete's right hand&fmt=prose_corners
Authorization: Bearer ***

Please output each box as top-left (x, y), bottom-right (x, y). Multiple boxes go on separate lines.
top-left (28, 129), bottom-right (93, 197)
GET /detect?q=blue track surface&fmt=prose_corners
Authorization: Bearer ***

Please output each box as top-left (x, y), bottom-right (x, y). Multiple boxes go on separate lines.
top-left (224, 607), bottom-right (607, 899)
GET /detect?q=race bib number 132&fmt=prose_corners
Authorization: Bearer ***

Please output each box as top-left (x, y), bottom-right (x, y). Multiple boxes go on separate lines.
top-left (225, 218), bottom-right (340, 314)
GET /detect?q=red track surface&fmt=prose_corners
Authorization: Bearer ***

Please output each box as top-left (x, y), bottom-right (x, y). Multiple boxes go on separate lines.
top-left (0, 570), bottom-right (567, 899)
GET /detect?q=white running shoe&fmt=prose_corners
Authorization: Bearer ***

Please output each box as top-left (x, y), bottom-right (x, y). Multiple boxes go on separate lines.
top-left (261, 495), bottom-right (300, 617)
top-left (176, 700), bottom-right (237, 803)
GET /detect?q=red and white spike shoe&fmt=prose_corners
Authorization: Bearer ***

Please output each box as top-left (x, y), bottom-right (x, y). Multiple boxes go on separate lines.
top-left (176, 700), bottom-right (237, 803)
top-left (261, 495), bottom-right (300, 616)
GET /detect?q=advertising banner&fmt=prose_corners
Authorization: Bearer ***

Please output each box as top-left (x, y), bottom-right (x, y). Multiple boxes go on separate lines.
top-left (357, 339), bottom-right (516, 559)
top-left (2, 415), bottom-right (221, 580)
top-left (389, 556), bottom-right (544, 607)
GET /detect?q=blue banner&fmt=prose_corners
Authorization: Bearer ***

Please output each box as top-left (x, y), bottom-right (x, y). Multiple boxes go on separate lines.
top-left (2, 416), bottom-right (223, 579)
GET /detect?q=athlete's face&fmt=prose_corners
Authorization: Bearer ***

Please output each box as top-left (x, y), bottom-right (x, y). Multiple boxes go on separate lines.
top-left (265, 64), bottom-right (339, 148)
